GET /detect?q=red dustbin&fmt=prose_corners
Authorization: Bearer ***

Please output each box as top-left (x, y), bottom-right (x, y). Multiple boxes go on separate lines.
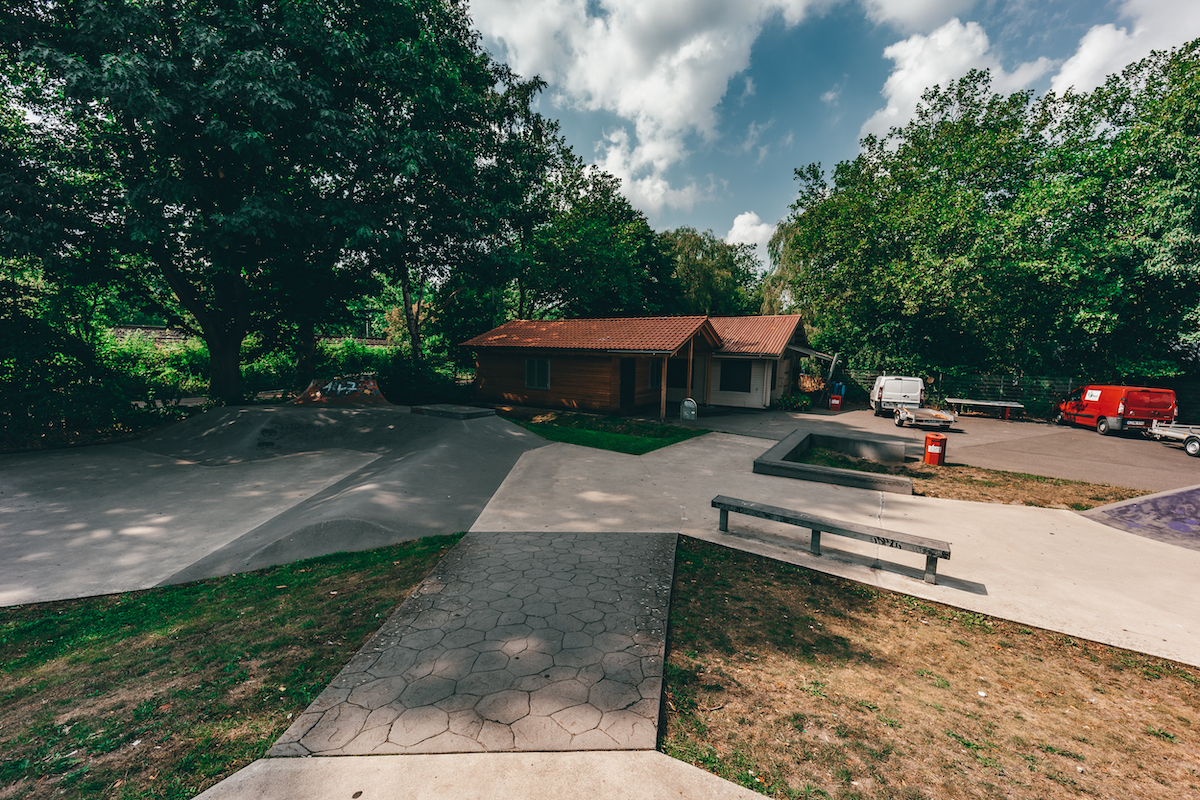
top-left (829, 394), bottom-right (843, 411)
top-left (924, 432), bottom-right (947, 466)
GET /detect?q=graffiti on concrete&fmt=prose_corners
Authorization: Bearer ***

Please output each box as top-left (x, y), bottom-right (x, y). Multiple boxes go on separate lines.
top-left (1091, 487), bottom-right (1200, 552)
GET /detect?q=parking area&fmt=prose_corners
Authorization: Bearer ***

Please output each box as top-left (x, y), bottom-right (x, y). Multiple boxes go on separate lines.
top-left (681, 406), bottom-right (1200, 492)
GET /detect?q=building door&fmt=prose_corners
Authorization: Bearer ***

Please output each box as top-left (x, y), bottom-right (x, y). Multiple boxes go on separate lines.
top-left (619, 358), bottom-right (636, 410)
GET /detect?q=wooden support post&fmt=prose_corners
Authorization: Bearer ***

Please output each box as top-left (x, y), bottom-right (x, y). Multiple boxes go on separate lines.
top-left (659, 354), bottom-right (668, 420)
top-left (686, 338), bottom-right (694, 401)
top-left (705, 353), bottom-right (713, 405)
top-left (810, 529), bottom-right (822, 556)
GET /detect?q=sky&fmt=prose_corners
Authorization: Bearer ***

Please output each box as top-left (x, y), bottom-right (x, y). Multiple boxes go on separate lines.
top-left (466, 0), bottom-right (1200, 267)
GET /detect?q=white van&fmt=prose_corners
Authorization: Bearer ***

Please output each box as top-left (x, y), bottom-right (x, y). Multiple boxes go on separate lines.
top-left (871, 375), bottom-right (924, 416)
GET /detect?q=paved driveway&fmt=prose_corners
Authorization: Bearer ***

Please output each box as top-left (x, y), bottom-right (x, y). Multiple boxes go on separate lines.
top-left (683, 406), bottom-right (1200, 492)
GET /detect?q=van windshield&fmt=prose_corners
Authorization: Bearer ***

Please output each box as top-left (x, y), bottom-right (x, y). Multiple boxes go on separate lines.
top-left (1127, 391), bottom-right (1174, 410)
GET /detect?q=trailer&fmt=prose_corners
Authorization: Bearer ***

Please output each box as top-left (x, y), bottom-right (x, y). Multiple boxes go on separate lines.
top-left (1150, 421), bottom-right (1200, 457)
top-left (893, 406), bottom-right (956, 429)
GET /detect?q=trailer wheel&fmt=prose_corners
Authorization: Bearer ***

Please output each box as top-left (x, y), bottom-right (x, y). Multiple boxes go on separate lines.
top-left (1185, 436), bottom-right (1200, 457)
top-left (894, 412), bottom-right (904, 427)
top-left (1097, 417), bottom-right (1111, 435)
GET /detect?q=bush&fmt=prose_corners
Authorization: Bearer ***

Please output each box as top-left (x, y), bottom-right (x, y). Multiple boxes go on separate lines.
top-left (1, 286), bottom-right (187, 451)
top-left (775, 391), bottom-right (813, 412)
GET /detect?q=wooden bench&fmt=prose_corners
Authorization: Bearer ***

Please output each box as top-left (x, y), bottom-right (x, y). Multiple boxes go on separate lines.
top-left (711, 495), bottom-right (951, 584)
top-left (944, 397), bottom-right (1024, 420)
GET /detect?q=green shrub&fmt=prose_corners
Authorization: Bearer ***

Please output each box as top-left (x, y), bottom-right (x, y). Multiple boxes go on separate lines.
top-left (775, 391), bottom-right (813, 412)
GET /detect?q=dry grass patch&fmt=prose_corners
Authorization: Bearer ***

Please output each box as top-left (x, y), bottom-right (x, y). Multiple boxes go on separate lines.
top-left (663, 537), bottom-right (1199, 799)
top-left (796, 447), bottom-right (1144, 509)
top-left (0, 535), bottom-right (461, 800)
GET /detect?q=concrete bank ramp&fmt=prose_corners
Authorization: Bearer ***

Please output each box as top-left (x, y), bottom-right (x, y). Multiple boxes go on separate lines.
top-left (1083, 483), bottom-right (1200, 551)
top-left (0, 406), bottom-right (545, 606)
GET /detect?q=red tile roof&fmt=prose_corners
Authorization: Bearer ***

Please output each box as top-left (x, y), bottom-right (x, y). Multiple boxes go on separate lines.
top-left (461, 316), bottom-right (716, 353)
top-left (709, 315), bottom-right (803, 357)
top-left (462, 314), bottom-right (804, 357)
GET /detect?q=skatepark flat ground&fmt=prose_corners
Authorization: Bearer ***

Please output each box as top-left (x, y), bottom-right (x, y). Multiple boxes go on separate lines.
top-left (473, 432), bottom-right (1200, 668)
top-left (0, 406), bottom-right (544, 606)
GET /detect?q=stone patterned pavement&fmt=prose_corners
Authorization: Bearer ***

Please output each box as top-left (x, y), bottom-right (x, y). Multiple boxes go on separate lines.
top-left (270, 531), bottom-right (676, 756)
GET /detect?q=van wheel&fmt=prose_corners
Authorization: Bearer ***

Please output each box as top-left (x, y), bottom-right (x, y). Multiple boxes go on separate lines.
top-left (1097, 417), bottom-right (1111, 436)
top-left (873, 403), bottom-right (883, 417)
top-left (1185, 436), bottom-right (1200, 457)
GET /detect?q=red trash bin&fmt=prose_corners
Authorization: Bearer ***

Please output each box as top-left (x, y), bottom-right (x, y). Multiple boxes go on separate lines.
top-left (924, 432), bottom-right (947, 466)
top-left (829, 394), bottom-right (842, 411)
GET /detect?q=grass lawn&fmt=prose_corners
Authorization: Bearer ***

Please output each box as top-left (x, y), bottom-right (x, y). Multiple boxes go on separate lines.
top-left (796, 447), bottom-right (1144, 510)
top-left (496, 406), bottom-right (709, 455)
top-left (0, 534), bottom-right (461, 800)
top-left (664, 537), bottom-right (1199, 799)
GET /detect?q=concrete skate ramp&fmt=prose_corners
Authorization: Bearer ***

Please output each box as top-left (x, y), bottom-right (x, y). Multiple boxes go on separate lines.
top-left (0, 406), bottom-right (546, 606)
top-left (292, 374), bottom-right (391, 406)
top-left (1082, 484), bottom-right (1200, 551)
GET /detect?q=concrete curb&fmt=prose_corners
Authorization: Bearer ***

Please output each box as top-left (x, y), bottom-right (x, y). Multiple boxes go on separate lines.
top-left (753, 430), bottom-right (913, 495)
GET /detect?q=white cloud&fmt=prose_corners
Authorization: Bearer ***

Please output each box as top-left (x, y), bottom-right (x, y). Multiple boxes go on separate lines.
top-left (469, 0), bottom-right (818, 216)
top-left (861, 18), bottom-right (1052, 138)
top-left (726, 211), bottom-right (775, 267)
top-left (1050, 0), bottom-right (1200, 94)
top-left (861, 0), bottom-right (975, 32)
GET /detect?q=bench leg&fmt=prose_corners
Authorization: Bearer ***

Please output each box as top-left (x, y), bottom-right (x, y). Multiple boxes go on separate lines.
top-left (810, 529), bottom-right (821, 556)
top-left (924, 555), bottom-right (938, 584)
top-left (719, 508), bottom-right (728, 532)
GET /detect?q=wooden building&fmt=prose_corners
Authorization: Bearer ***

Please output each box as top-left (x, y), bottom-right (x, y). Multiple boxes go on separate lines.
top-left (461, 315), bottom-right (806, 416)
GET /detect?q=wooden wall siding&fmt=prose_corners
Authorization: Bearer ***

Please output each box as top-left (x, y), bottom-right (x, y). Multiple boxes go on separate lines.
top-left (709, 358), bottom-right (771, 409)
top-left (474, 351), bottom-right (616, 411)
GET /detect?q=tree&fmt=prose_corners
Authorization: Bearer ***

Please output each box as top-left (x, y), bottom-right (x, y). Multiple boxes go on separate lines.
top-left (661, 226), bottom-right (760, 315)
top-left (526, 156), bottom-right (679, 318)
top-left (773, 44), bottom-right (1200, 378)
top-left (7, 0), bottom-right (517, 400)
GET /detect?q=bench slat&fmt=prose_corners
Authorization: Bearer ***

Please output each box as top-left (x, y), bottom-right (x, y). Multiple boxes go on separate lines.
top-left (712, 495), bottom-right (949, 558)
top-left (944, 398), bottom-right (1024, 408)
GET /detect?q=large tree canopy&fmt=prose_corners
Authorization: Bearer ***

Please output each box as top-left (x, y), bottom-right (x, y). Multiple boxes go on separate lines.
top-left (661, 226), bottom-right (760, 316)
top-left (5, 0), bottom-right (524, 401)
top-left (774, 40), bottom-right (1200, 379)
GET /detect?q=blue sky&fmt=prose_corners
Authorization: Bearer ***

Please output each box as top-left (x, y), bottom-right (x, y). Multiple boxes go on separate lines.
top-left (467, 0), bottom-right (1200, 266)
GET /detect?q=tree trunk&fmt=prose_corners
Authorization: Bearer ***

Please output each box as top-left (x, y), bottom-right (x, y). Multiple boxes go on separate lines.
top-left (206, 331), bottom-right (243, 404)
top-left (295, 320), bottom-right (317, 391)
top-left (400, 270), bottom-right (424, 363)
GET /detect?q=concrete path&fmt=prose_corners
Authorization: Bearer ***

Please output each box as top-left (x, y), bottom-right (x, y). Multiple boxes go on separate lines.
top-left (270, 531), bottom-right (674, 756)
top-left (0, 406), bottom-right (543, 606)
top-left (473, 432), bottom-right (1200, 668)
top-left (195, 751), bottom-right (762, 800)
top-left (680, 407), bottom-right (1200, 492)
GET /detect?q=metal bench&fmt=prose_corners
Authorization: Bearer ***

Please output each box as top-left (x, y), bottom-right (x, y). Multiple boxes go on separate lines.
top-left (944, 397), bottom-right (1024, 420)
top-left (711, 495), bottom-right (951, 584)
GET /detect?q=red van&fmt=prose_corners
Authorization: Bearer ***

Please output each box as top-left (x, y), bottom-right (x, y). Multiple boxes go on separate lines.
top-left (1055, 385), bottom-right (1177, 435)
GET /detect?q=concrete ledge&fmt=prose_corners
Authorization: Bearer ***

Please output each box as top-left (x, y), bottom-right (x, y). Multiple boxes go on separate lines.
top-left (195, 751), bottom-right (763, 800)
top-left (411, 404), bottom-right (496, 420)
top-left (753, 430), bottom-right (913, 495)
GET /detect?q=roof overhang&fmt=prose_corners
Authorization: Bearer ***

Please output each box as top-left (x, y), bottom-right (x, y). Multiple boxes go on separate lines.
top-left (787, 344), bottom-right (835, 360)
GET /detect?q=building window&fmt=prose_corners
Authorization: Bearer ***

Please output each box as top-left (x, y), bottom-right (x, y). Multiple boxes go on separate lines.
top-left (667, 359), bottom-right (688, 389)
top-left (649, 360), bottom-right (662, 389)
top-left (525, 358), bottom-right (550, 390)
top-left (719, 360), bottom-right (752, 393)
